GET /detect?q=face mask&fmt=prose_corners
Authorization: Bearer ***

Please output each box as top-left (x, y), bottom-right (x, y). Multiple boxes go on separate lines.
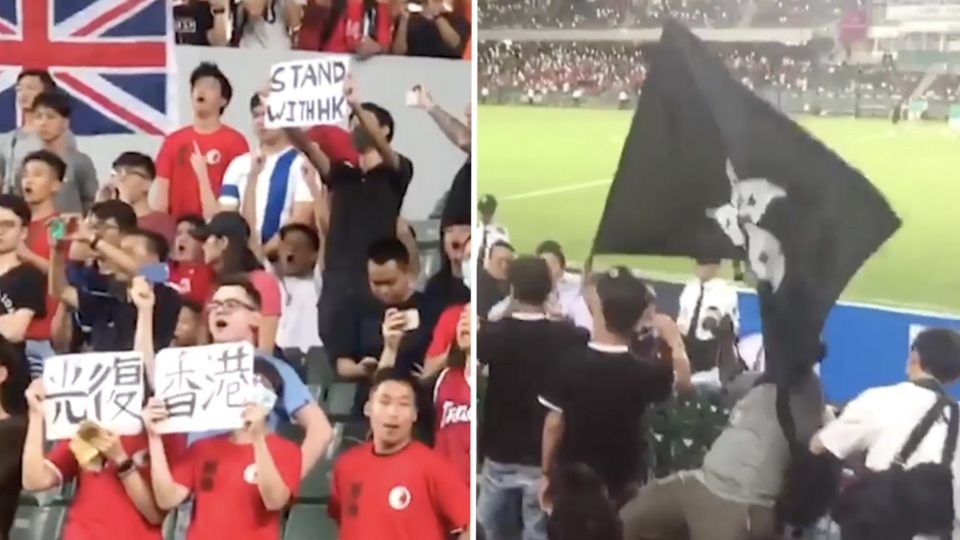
top-left (351, 128), bottom-right (374, 152)
top-left (461, 259), bottom-right (472, 290)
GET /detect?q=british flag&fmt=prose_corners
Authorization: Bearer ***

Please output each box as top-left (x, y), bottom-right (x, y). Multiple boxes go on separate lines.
top-left (0, 0), bottom-right (173, 136)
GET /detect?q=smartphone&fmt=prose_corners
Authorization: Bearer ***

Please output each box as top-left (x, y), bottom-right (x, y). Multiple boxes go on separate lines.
top-left (139, 263), bottom-right (170, 285)
top-left (400, 308), bottom-right (420, 331)
top-left (405, 85), bottom-right (422, 107)
top-left (48, 218), bottom-right (66, 242)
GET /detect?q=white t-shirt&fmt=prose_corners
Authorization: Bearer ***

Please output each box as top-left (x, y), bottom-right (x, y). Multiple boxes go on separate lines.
top-left (818, 382), bottom-right (960, 539)
top-left (234, 0), bottom-right (292, 49)
top-left (220, 147), bottom-right (312, 244)
top-left (677, 277), bottom-right (739, 341)
top-left (276, 265), bottom-right (323, 352)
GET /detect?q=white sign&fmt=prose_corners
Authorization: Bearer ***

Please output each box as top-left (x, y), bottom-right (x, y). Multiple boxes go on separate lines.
top-left (42, 352), bottom-right (145, 441)
top-left (266, 56), bottom-right (352, 128)
top-left (153, 342), bottom-right (255, 434)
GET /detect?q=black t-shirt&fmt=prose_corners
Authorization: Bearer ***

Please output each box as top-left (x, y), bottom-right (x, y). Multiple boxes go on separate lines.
top-left (477, 268), bottom-right (508, 320)
top-left (0, 264), bottom-right (46, 322)
top-left (78, 279), bottom-right (181, 353)
top-left (402, 13), bottom-right (470, 58)
top-left (0, 415), bottom-right (26, 539)
top-left (478, 315), bottom-right (588, 466)
top-left (539, 344), bottom-right (674, 492)
top-left (323, 157), bottom-right (414, 275)
top-left (174, 1), bottom-right (214, 45)
top-left (330, 291), bottom-right (432, 413)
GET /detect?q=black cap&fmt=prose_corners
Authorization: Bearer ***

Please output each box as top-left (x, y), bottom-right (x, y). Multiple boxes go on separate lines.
top-left (441, 164), bottom-right (471, 228)
top-left (190, 211), bottom-right (250, 241)
top-left (478, 193), bottom-right (497, 215)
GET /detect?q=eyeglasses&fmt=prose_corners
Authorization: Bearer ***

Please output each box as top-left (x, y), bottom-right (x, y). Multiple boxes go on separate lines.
top-left (207, 299), bottom-right (257, 312)
top-left (112, 168), bottom-right (149, 180)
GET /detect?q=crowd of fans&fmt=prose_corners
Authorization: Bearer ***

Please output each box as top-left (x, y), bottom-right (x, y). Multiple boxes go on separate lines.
top-left (0, 54), bottom-right (472, 540)
top-left (479, 41), bottom-right (950, 102)
top-left (477, 0), bottom-right (855, 29)
top-left (173, 0), bottom-right (472, 59)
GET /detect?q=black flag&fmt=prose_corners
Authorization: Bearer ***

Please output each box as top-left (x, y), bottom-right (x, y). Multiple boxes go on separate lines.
top-left (591, 20), bottom-right (901, 381)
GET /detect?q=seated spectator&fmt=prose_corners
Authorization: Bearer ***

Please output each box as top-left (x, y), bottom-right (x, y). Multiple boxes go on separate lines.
top-left (155, 62), bottom-right (247, 219)
top-left (168, 214), bottom-right (214, 305)
top-left (21, 374), bottom-right (186, 539)
top-left (192, 212), bottom-right (282, 353)
top-left (144, 359), bottom-right (300, 539)
top-left (220, 93), bottom-right (313, 245)
top-left (330, 238), bottom-right (432, 417)
top-left (173, 0), bottom-right (230, 46)
top-left (393, 0), bottom-right (470, 58)
top-left (112, 152), bottom-right (176, 246)
top-left (273, 223), bottom-right (323, 354)
top-left (296, 0), bottom-right (392, 55)
top-left (229, 0), bottom-right (303, 49)
top-left (29, 90), bottom-right (97, 214)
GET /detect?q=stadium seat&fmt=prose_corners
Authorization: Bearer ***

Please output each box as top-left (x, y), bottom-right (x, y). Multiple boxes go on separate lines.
top-left (305, 348), bottom-right (334, 390)
top-left (10, 504), bottom-right (67, 540)
top-left (307, 384), bottom-right (324, 403)
top-left (277, 420), bottom-right (305, 445)
top-left (283, 504), bottom-right (338, 540)
top-left (324, 383), bottom-right (357, 421)
top-left (298, 457), bottom-right (334, 502)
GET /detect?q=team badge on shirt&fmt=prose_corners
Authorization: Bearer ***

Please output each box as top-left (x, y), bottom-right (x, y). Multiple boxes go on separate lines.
top-left (388, 486), bottom-right (411, 510)
top-left (243, 464), bottom-right (258, 484)
top-left (206, 149), bottom-right (221, 165)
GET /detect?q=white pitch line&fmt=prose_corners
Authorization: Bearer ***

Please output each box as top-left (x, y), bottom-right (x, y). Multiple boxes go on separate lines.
top-left (501, 179), bottom-right (612, 201)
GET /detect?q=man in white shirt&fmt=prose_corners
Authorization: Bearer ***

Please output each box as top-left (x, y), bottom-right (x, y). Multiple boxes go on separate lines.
top-left (478, 194), bottom-right (509, 264)
top-left (811, 328), bottom-right (960, 539)
top-left (220, 93), bottom-right (312, 245)
top-left (536, 239), bottom-right (592, 332)
top-left (677, 258), bottom-right (739, 382)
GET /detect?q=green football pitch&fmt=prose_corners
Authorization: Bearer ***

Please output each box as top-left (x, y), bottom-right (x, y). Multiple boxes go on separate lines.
top-left (477, 105), bottom-right (960, 314)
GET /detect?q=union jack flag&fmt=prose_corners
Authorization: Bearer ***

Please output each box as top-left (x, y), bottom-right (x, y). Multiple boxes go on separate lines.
top-left (0, 0), bottom-right (173, 136)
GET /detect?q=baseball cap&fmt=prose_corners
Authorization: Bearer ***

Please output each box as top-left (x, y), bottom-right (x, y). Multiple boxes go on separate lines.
top-left (308, 125), bottom-right (358, 166)
top-left (190, 212), bottom-right (250, 241)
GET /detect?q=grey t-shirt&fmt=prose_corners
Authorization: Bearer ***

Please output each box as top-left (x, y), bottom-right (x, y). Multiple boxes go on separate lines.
top-left (700, 375), bottom-right (824, 506)
top-left (235, 1), bottom-right (291, 49)
top-left (0, 130), bottom-right (97, 214)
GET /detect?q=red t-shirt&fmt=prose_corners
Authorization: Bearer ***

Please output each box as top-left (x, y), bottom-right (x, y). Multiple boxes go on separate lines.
top-left (168, 261), bottom-right (214, 305)
top-left (171, 434), bottom-right (301, 540)
top-left (248, 269), bottom-right (282, 317)
top-left (330, 441), bottom-right (470, 540)
top-left (433, 367), bottom-right (471, 486)
top-left (25, 214), bottom-right (62, 340)
top-left (46, 433), bottom-right (187, 540)
top-left (138, 212), bottom-right (177, 248)
top-left (155, 125), bottom-right (248, 218)
top-left (426, 304), bottom-right (465, 358)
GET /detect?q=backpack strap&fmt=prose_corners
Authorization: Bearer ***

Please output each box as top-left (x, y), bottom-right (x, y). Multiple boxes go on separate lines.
top-left (894, 396), bottom-right (953, 469)
top-left (940, 401), bottom-right (959, 467)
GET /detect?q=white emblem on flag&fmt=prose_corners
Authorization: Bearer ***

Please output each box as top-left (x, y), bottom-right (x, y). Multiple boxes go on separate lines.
top-left (707, 159), bottom-right (787, 291)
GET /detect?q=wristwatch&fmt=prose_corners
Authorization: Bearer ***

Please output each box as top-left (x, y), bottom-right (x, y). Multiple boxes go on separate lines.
top-left (116, 458), bottom-right (136, 478)
top-left (212, 6), bottom-right (227, 15)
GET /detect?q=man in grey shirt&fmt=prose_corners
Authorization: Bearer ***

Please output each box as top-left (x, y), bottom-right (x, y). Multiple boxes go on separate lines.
top-left (620, 370), bottom-right (824, 540)
top-left (2, 90), bottom-right (96, 215)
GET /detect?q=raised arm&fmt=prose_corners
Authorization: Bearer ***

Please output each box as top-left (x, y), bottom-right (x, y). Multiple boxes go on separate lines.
top-left (48, 245), bottom-right (78, 309)
top-left (345, 79), bottom-right (401, 169)
top-left (143, 399), bottom-right (191, 510)
top-left (391, 11), bottom-right (410, 55)
top-left (246, 405), bottom-right (294, 510)
top-left (207, 0), bottom-right (231, 46)
top-left (22, 380), bottom-right (61, 492)
top-left (285, 129), bottom-right (331, 180)
top-left (130, 277), bottom-right (157, 387)
top-left (190, 142), bottom-right (220, 221)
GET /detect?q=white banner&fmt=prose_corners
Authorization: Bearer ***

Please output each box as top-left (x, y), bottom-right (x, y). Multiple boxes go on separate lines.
top-left (265, 56), bottom-right (352, 128)
top-left (886, 4), bottom-right (960, 20)
top-left (153, 342), bottom-right (255, 434)
top-left (42, 352), bottom-right (146, 441)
